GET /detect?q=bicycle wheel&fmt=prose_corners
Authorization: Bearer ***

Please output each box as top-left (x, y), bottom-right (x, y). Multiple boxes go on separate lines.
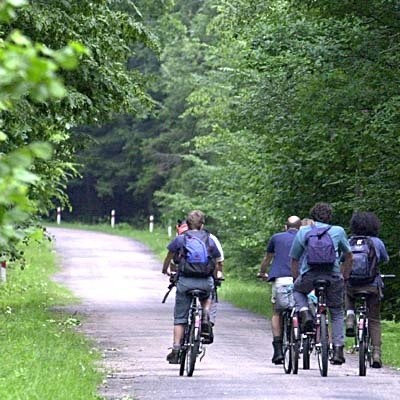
top-left (302, 336), bottom-right (311, 370)
top-left (290, 324), bottom-right (299, 374)
top-left (282, 313), bottom-right (292, 374)
top-left (317, 313), bottom-right (329, 377)
top-left (179, 347), bottom-right (187, 376)
top-left (358, 317), bottom-right (368, 376)
top-left (186, 323), bottom-right (200, 377)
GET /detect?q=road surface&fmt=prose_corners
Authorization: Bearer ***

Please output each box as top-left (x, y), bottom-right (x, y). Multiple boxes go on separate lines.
top-left (49, 227), bottom-right (400, 400)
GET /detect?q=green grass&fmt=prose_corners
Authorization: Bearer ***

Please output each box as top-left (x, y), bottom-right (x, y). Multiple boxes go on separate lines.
top-left (0, 239), bottom-right (103, 400)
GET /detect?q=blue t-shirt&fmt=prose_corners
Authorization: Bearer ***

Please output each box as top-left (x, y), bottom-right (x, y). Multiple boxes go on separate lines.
top-left (290, 222), bottom-right (352, 274)
top-left (167, 230), bottom-right (221, 260)
top-left (265, 228), bottom-right (298, 281)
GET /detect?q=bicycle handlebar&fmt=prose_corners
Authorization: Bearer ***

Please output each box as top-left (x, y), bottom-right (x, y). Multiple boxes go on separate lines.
top-left (381, 274), bottom-right (396, 279)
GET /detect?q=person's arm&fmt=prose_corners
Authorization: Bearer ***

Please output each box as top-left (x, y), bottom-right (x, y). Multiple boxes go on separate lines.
top-left (162, 251), bottom-right (174, 275)
top-left (215, 260), bottom-right (224, 279)
top-left (291, 258), bottom-right (300, 280)
top-left (340, 251), bottom-right (353, 280)
top-left (258, 253), bottom-right (273, 278)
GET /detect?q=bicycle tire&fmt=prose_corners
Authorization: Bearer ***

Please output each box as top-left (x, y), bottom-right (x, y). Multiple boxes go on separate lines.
top-left (302, 336), bottom-right (311, 370)
top-left (179, 347), bottom-right (187, 376)
top-left (359, 339), bottom-right (367, 376)
top-left (317, 314), bottom-right (329, 377)
top-left (282, 313), bottom-right (292, 374)
top-left (291, 324), bottom-right (299, 374)
top-left (186, 323), bottom-right (200, 376)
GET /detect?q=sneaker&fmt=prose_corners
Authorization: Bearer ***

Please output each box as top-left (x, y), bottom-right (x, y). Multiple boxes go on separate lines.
top-left (166, 349), bottom-right (180, 364)
top-left (331, 345), bottom-right (345, 365)
top-left (201, 321), bottom-right (214, 344)
top-left (300, 309), bottom-right (314, 333)
top-left (372, 347), bottom-right (382, 368)
top-left (345, 314), bottom-right (356, 337)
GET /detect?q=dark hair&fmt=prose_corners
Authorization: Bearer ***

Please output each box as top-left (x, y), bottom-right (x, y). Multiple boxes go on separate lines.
top-left (309, 202), bottom-right (333, 223)
top-left (350, 211), bottom-right (381, 236)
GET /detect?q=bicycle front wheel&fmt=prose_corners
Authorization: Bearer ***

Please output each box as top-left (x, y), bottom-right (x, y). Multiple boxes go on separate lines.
top-left (186, 323), bottom-right (200, 377)
top-left (317, 314), bottom-right (329, 377)
top-left (282, 313), bottom-right (292, 374)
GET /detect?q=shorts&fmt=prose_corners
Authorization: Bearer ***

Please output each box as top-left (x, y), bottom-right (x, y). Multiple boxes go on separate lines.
top-left (174, 276), bottom-right (214, 325)
top-left (271, 277), bottom-right (294, 312)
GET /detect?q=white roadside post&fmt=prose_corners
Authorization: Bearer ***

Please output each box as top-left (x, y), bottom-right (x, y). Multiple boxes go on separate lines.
top-left (111, 209), bottom-right (116, 228)
top-left (168, 224), bottom-right (172, 238)
top-left (56, 207), bottom-right (61, 225)
top-left (149, 215), bottom-right (154, 233)
top-left (0, 261), bottom-right (6, 283)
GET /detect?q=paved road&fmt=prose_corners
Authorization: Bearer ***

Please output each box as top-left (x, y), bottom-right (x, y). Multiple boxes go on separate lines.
top-left (49, 227), bottom-right (400, 400)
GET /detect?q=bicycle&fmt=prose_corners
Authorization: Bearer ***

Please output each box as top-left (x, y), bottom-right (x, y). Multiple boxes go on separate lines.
top-left (256, 275), bottom-right (299, 374)
top-left (282, 307), bottom-right (300, 374)
top-left (162, 273), bottom-right (223, 377)
top-left (350, 274), bottom-right (395, 376)
top-left (300, 279), bottom-right (331, 377)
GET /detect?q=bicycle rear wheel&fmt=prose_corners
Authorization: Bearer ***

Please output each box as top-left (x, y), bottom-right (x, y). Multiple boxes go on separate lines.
top-left (317, 314), bottom-right (329, 377)
top-left (179, 348), bottom-right (187, 376)
top-left (186, 323), bottom-right (200, 377)
top-left (302, 336), bottom-right (311, 370)
top-left (282, 313), bottom-right (292, 374)
top-left (359, 338), bottom-right (367, 376)
top-left (290, 325), bottom-right (299, 374)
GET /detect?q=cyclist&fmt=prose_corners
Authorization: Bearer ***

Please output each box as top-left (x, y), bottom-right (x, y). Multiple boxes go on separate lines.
top-left (176, 219), bottom-right (225, 330)
top-left (344, 211), bottom-right (389, 368)
top-left (162, 210), bottom-right (222, 364)
top-left (257, 216), bottom-right (301, 364)
top-left (290, 202), bottom-right (353, 365)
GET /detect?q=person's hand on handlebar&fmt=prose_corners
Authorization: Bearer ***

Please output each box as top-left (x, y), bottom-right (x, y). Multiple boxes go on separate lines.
top-left (257, 271), bottom-right (269, 281)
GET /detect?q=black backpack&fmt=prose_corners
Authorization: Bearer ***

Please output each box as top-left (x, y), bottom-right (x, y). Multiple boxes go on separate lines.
top-left (178, 230), bottom-right (215, 277)
top-left (348, 236), bottom-right (378, 285)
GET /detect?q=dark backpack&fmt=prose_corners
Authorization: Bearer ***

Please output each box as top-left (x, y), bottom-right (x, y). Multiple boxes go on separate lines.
top-left (179, 230), bottom-right (215, 277)
top-left (348, 236), bottom-right (378, 285)
top-left (305, 226), bottom-right (336, 268)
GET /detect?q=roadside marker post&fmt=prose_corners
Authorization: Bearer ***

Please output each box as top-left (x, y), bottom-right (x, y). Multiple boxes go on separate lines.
top-left (56, 207), bottom-right (61, 225)
top-left (168, 225), bottom-right (172, 238)
top-left (111, 209), bottom-right (116, 228)
top-left (149, 215), bottom-right (154, 233)
top-left (0, 261), bottom-right (6, 283)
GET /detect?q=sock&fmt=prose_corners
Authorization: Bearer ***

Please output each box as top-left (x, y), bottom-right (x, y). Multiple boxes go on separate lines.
top-left (346, 310), bottom-right (355, 316)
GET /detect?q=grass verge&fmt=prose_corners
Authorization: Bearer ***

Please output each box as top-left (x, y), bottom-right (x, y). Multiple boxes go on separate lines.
top-left (0, 239), bottom-right (103, 400)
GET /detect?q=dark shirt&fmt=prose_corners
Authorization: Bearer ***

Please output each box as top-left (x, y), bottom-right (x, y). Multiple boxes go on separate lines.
top-left (266, 228), bottom-right (298, 281)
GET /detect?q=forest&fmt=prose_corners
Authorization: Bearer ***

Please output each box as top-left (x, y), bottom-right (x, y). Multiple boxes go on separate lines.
top-left (1, 0), bottom-right (399, 316)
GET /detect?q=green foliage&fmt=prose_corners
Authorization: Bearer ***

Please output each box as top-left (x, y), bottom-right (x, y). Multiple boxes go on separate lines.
top-left (1, 0), bottom-right (155, 259)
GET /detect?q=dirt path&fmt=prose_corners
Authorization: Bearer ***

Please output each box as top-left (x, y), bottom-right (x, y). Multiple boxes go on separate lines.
top-left (49, 227), bottom-right (400, 400)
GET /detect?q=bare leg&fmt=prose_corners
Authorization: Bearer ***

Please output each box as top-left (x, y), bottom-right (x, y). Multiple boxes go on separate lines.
top-left (271, 313), bottom-right (282, 337)
top-left (173, 324), bottom-right (185, 347)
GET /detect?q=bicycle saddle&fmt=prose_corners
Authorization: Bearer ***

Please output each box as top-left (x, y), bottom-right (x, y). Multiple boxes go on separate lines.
top-left (186, 289), bottom-right (209, 298)
top-left (313, 279), bottom-right (331, 289)
top-left (353, 291), bottom-right (371, 298)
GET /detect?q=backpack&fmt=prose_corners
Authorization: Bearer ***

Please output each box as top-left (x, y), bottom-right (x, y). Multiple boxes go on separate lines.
top-left (179, 230), bottom-right (215, 277)
top-left (304, 226), bottom-right (336, 268)
top-left (348, 236), bottom-right (378, 285)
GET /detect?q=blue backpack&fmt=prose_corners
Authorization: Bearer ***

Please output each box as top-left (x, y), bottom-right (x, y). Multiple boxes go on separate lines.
top-left (305, 226), bottom-right (336, 268)
top-left (179, 230), bottom-right (215, 277)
